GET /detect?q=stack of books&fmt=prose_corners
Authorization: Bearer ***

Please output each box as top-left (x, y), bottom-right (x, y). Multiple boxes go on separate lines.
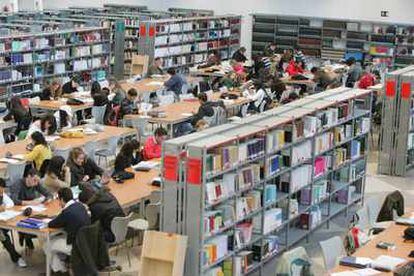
top-left (16, 218), bottom-right (47, 229)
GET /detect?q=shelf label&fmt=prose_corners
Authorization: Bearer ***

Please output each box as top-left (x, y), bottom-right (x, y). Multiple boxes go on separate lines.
top-left (385, 80), bottom-right (396, 98)
top-left (149, 26), bottom-right (155, 37)
top-left (187, 158), bottom-right (202, 185)
top-left (385, 80), bottom-right (395, 97)
top-left (139, 24), bottom-right (146, 37)
top-left (163, 155), bottom-right (178, 182)
top-left (401, 82), bottom-right (411, 100)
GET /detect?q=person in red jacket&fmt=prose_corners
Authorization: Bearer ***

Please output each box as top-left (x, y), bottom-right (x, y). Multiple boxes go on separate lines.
top-left (285, 59), bottom-right (305, 76)
top-left (142, 127), bottom-right (168, 160)
top-left (358, 71), bottom-right (376, 89)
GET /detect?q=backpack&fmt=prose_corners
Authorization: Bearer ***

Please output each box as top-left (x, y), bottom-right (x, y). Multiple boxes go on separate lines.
top-left (290, 258), bottom-right (313, 276)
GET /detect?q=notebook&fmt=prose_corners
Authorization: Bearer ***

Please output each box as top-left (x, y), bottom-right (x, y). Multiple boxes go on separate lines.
top-left (371, 255), bottom-right (407, 272)
top-left (339, 256), bottom-right (373, 268)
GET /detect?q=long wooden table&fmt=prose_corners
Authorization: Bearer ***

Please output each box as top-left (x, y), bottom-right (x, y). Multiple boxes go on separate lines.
top-left (29, 99), bottom-right (93, 113)
top-left (0, 126), bottom-right (135, 172)
top-left (332, 214), bottom-right (414, 275)
top-left (124, 92), bottom-right (252, 137)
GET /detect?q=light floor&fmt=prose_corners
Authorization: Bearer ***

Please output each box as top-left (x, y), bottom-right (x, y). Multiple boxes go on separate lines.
top-left (2, 144), bottom-right (414, 276)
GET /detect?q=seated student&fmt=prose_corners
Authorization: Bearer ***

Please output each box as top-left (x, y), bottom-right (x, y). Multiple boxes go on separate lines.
top-left (113, 140), bottom-right (141, 174)
top-left (24, 131), bottom-right (52, 170)
top-left (345, 57), bottom-right (363, 88)
top-left (311, 67), bottom-right (341, 90)
top-left (62, 76), bottom-right (79, 95)
top-left (358, 71), bottom-right (377, 89)
top-left (269, 77), bottom-right (287, 102)
top-left (285, 58), bottom-right (305, 77)
top-left (278, 49), bottom-right (293, 71)
top-left (26, 114), bottom-right (57, 139)
top-left (220, 72), bottom-right (241, 90)
top-left (120, 88), bottom-right (138, 118)
top-left (91, 81), bottom-right (109, 107)
top-left (10, 168), bottom-right (52, 250)
top-left (0, 178), bottom-right (27, 268)
top-left (243, 81), bottom-right (267, 112)
top-left (192, 92), bottom-right (225, 127)
top-left (110, 80), bottom-right (126, 106)
top-left (44, 156), bottom-right (71, 194)
top-left (147, 57), bottom-right (164, 77)
top-left (78, 186), bottom-right (124, 243)
top-left (232, 47), bottom-right (247, 63)
top-left (67, 147), bottom-right (104, 187)
top-left (199, 51), bottom-right (221, 68)
top-left (263, 42), bottom-right (277, 57)
top-left (130, 139), bottom-right (142, 164)
top-left (47, 188), bottom-right (91, 273)
top-left (54, 105), bottom-right (73, 131)
top-left (40, 80), bottom-right (61, 100)
top-left (164, 68), bottom-right (187, 98)
top-left (3, 96), bottom-right (31, 137)
top-left (142, 127), bottom-right (168, 160)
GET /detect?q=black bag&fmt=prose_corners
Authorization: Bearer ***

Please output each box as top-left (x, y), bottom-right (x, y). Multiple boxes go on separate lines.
top-left (403, 227), bottom-right (414, 241)
top-left (112, 171), bottom-right (134, 182)
top-left (66, 98), bottom-right (84, 105)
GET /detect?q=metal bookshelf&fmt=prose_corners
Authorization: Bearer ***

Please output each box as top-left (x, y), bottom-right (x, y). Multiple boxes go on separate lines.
top-left (252, 13), bottom-right (414, 68)
top-left (0, 25), bottom-right (111, 100)
top-left (378, 65), bottom-right (414, 176)
top-left (161, 87), bottom-right (373, 275)
top-left (138, 15), bottom-right (241, 72)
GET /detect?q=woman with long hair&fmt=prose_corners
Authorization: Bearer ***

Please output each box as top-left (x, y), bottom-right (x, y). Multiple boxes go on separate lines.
top-left (24, 131), bottom-right (52, 170)
top-left (67, 147), bottom-right (104, 187)
top-left (43, 155), bottom-right (71, 193)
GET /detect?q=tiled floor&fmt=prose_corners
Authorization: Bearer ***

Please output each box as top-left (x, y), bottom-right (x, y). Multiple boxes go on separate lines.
top-left (3, 146), bottom-right (414, 276)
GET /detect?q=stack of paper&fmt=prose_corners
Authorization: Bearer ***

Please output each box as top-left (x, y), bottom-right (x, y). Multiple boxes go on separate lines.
top-left (371, 255), bottom-right (407, 272)
top-left (0, 210), bottom-right (21, 221)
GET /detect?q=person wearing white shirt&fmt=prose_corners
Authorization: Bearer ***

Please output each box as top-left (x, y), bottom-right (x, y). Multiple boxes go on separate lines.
top-left (54, 105), bottom-right (73, 131)
top-left (0, 178), bottom-right (27, 268)
top-left (26, 114), bottom-right (57, 139)
top-left (243, 81), bottom-right (266, 112)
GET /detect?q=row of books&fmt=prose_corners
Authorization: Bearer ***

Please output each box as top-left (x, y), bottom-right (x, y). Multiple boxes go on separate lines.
top-left (299, 205), bottom-right (323, 229)
top-left (283, 165), bottom-right (312, 193)
top-left (203, 234), bottom-right (229, 267)
top-left (266, 154), bottom-right (285, 176)
top-left (315, 132), bottom-right (334, 154)
top-left (253, 236), bottom-right (279, 261)
top-left (314, 155), bottom-right (331, 177)
top-left (10, 53), bottom-right (33, 65)
top-left (236, 191), bottom-right (261, 220)
top-left (334, 124), bottom-right (353, 144)
top-left (235, 222), bottom-right (253, 249)
top-left (336, 185), bottom-right (357, 204)
top-left (280, 198), bottom-right (299, 217)
top-left (155, 33), bottom-right (209, 46)
top-left (334, 147), bottom-right (349, 168)
top-left (351, 140), bottom-right (362, 159)
top-left (266, 129), bottom-right (286, 153)
top-left (354, 117), bottom-right (371, 135)
top-left (0, 69), bottom-right (31, 82)
top-left (291, 140), bottom-right (312, 165)
top-left (300, 180), bottom-right (328, 205)
top-left (258, 208), bottom-right (283, 234)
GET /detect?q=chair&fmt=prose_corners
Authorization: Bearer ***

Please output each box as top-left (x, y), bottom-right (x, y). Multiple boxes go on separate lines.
top-left (110, 213), bottom-right (133, 267)
top-left (91, 105), bottom-right (107, 125)
top-left (84, 140), bottom-right (98, 162)
top-left (181, 83), bottom-right (189, 95)
top-left (6, 162), bottom-right (26, 186)
top-left (319, 236), bottom-right (346, 271)
top-left (240, 104), bottom-right (249, 118)
top-left (131, 117), bottom-right (152, 141)
top-left (275, 246), bottom-right (311, 275)
top-left (53, 148), bottom-right (71, 161)
top-left (127, 218), bottom-right (149, 247)
top-left (365, 195), bottom-right (394, 230)
top-left (96, 136), bottom-right (119, 166)
top-left (213, 106), bottom-right (227, 126)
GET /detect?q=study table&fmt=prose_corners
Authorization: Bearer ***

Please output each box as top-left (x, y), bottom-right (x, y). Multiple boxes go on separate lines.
top-left (0, 126), bottom-right (135, 172)
top-left (124, 92), bottom-right (253, 137)
top-left (332, 213), bottom-right (414, 275)
top-left (0, 166), bottom-right (161, 276)
top-left (29, 99), bottom-right (93, 113)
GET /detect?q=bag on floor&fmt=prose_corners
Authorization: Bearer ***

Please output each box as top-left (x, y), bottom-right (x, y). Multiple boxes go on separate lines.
top-left (344, 226), bottom-right (369, 255)
top-left (290, 258), bottom-right (313, 276)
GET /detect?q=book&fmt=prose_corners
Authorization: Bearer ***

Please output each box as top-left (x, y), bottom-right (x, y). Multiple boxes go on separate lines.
top-left (339, 256), bottom-right (373, 268)
top-left (371, 255), bottom-right (407, 272)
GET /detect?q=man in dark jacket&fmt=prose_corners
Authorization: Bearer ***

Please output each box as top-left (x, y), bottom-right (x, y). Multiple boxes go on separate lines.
top-left (79, 187), bottom-right (125, 243)
top-left (62, 77), bottom-right (79, 95)
top-left (46, 188), bottom-right (91, 273)
top-left (119, 88), bottom-right (138, 118)
top-left (232, 47), bottom-right (247, 63)
top-left (164, 68), bottom-right (187, 98)
top-left (191, 92), bottom-right (225, 126)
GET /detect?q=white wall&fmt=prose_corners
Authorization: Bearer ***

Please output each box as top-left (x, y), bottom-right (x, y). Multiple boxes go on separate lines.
top-left (43, 0), bottom-right (163, 10)
top-left (162, 0), bottom-right (414, 56)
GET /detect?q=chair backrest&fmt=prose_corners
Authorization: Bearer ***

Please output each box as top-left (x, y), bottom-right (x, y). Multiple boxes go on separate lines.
top-left (84, 140), bottom-right (98, 161)
top-left (158, 95), bottom-right (175, 106)
top-left (53, 148), bottom-right (71, 161)
top-left (181, 83), bottom-right (189, 95)
top-left (240, 104), bottom-right (249, 117)
top-left (110, 212), bottom-right (133, 245)
top-left (131, 117), bottom-right (150, 140)
top-left (213, 106), bottom-right (227, 126)
top-left (355, 205), bottom-right (371, 230)
top-left (7, 162), bottom-right (26, 185)
top-left (319, 236), bottom-right (345, 271)
top-left (259, 99), bottom-right (267, 113)
top-left (275, 246), bottom-right (310, 275)
top-left (92, 105), bottom-right (107, 125)
top-left (149, 190), bottom-right (161, 203)
top-left (145, 202), bottom-right (160, 229)
top-left (366, 195), bottom-right (385, 226)
top-left (107, 136), bottom-right (119, 155)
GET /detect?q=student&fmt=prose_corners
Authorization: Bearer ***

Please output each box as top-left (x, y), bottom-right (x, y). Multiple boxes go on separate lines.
top-left (110, 80), bottom-right (126, 106)
top-left (10, 168), bottom-right (52, 250)
top-left (40, 80), bottom-right (61, 100)
top-left (147, 57), bottom-right (164, 77)
top-left (54, 105), bottom-right (73, 131)
top-left (269, 77), bottom-right (287, 101)
top-left (44, 156), bottom-right (71, 194)
top-left (26, 114), bottom-right (57, 139)
top-left (310, 67), bottom-right (341, 90)
top-left (142, 127), bottom-right (168, 160)
top-left (263, 42), bottom-right (277, 57)
top-left (0, 178), bottom-right (27, 268)
top-left (358, 71), bottom-right (376, 89)
top-left (164, 68), bottom-right (187, 97)
top-left (192, 92), bottom-right (225, 127)
top-left (78, 186), bottom-right (124, 243)
top-left (113, 140), bottom-right (141, 174)
top-left (47, 188), bottom-right (91, 273)
top-left (67, 147), bottom-right (104, 187)
top-left (62, 77), bottom-right (79, 94)
top-left (91, 81), bottom-right (109, 107)
top-left (285, 59), bottom-right (305, 77)
top-left (232, 47), bottom-right (247, 63)
top-left (244, 81), bottom-right (267, 112)
top-left (220, 72), bottom-right (240, 90)
top-left (3, 96), bottom-right (31, 137)
top-left (345, 57), bottom-right (363, 88)
top-left (24, 131), bottom-right (52, 170)
top-left (119, 88), bottom-right (138, 118)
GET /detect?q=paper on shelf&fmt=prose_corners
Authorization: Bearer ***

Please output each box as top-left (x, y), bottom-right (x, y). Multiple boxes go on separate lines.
top-left (21, 205), bottom-right (46, 212)
top-left (0, 210), bottom-right (21, 221)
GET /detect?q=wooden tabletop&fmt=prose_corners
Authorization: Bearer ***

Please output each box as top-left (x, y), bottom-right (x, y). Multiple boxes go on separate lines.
top-left (332, 215), bottom-right (414, 275)
top-left (189, 66), bottom-right (227, 77)
top-left (281, 76), bottom-right (315, 86)
top-left (124, 92), bottom-right (252, 125)
top-left (120, 78), bottom-right (167, 96)
top-left (30, 100), bottom-right (93, 112)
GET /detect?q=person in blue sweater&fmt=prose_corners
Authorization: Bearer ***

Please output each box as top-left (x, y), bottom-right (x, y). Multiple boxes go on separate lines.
top-left (46, 188), bottom-right (91, 273)
top-left (164, 68), bottom-right (187, 99)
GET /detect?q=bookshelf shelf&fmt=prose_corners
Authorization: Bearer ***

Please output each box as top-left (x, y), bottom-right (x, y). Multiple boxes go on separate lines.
top-left (162, 87), bottom-right (372, 275)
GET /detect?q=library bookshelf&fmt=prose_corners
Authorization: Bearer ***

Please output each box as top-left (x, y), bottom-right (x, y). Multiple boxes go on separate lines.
top-left (161, 87), bottom-right (373, 275)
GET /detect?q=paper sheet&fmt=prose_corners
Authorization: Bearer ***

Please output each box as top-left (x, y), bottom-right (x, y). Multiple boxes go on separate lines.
top-left (331, 268), bottom-right (381, 276)
top-left (46, 136), bottom-right (60, 142)
top-left (21, 205), bottom-right (46, 212)
top-left (132, 161), bottom-right (160, 170)
top-left (181, 113), bottom-right (193, 117)
top-left (0, 158), bottom-right (22, 164)
top-left (0, 210), bottom-right (21, 221)
top-left (146, 81), bottom-right (164, 86)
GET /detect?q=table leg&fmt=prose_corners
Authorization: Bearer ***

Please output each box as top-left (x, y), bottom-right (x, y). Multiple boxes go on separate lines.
top-left (169, 123), bottom-right (174, 138)
top-left (140, 198), bottom-right (146, 217)
top-left (46, 234), bottom-right (51, 276)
